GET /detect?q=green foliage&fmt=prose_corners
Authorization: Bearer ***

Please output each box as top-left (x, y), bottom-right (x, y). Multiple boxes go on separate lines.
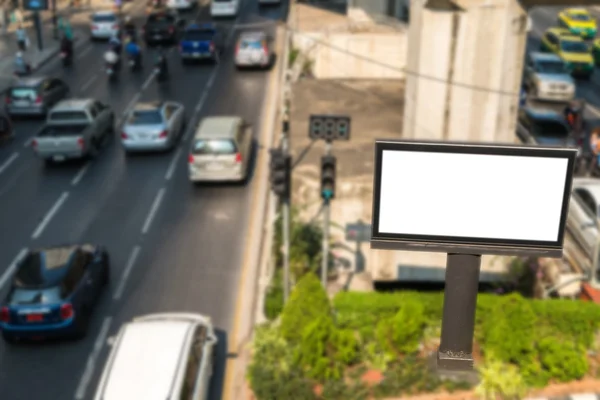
top-left (295, 314), bottom-right (359, 381)
top-left (280, 273), bottom-right (331, 344)
top-left (264, 269), bottom-right (284, 321)
top-left (362, 342), bottom-right (393, 372)
top-left (375, 299), bottom-right (427, 355)
top-left (480, 293), bottom-right (537, 365)
top-left (320, 379), bottom-right (370, 400)
top-left (476, 358), bottom-right (527, 400)
top-left (273, 208), bottom-right (323, 280)
top-left (538, 337), bottom-right (588, 382)
top-left (247, 323), bottom-right (316, 400)
top-left (533, 299), bottom-right (600, 347)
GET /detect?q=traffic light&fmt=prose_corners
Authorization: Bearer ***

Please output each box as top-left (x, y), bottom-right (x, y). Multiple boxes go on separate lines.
top-left (321, 155), bottom-right (336, 200)
top-left (309, 115), bottom-right (351, 141)
top-left (269, 149), bottom-right (291, 200)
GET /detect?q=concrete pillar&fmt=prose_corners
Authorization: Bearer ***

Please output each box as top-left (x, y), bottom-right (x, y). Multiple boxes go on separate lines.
top-left (402, 0), bottom-right (528, 143)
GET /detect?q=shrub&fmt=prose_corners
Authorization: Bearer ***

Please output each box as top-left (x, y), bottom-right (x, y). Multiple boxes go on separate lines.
top-left (476, 358), bottom-right (527, 400)
top-left (372, 356), bottom-right (446, 398)
top-left (247, 323), bottom-right (316, 400)
top-left (375, 299), bottom-right (427, 355)
top-left (538, 337), bottom-right (588, 382)
top-left (532, 299), bottom-right (600, 347)
top-left (320, 379), bottom-right (370, 400)
top-left (264, 269), bottom-right (284, 321)
top-left (280, 273), bottom-right (331, 344)
top-left (480, 293), bottom-right (537, 365)
top-left (295, 314), bottom-right (359, 381)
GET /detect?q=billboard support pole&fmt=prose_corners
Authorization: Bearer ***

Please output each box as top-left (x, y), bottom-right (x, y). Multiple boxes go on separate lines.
top-left (34, 10), bottom-right (43, 51)
top-left (437, 253), bottom-right (481, 370)
top-left (321, 140), bottom-right (332, 289)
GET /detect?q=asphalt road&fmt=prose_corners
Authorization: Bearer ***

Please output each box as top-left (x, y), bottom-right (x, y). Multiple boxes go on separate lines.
top-left (0, 0), bottom-right (287, 399)
top-left (528, 6), bottom-right (600, 124)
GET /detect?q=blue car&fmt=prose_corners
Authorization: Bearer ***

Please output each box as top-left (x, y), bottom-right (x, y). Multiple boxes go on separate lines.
top-left (0, 244), bottom-right (110, 343)
top-left (179, 23), bottom-right (223, 64)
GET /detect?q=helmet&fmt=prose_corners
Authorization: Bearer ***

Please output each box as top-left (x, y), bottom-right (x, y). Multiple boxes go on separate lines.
top-left (16, 51), bottom-right (22, 58)
top-left (125, 16), bottom-right (131, 23)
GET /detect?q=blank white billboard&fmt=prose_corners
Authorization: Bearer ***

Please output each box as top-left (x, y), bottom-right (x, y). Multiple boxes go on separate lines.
top-left (371, 141), bottom-right (576, 255)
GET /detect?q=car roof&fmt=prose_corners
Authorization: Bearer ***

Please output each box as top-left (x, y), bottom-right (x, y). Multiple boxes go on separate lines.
top-left (133, 101), bottom-right (163, 111)
top-left (565, 8), bottom-right (589, 15)
top-left (573, 178), bottom-right (600, 202)
top-left (13, 245), bottom-right (96, 289)
top-left (529, 52), bottom-right (562, 62)
top-left (13, 76), bottom-right (47, 87)
top-left (547, 27), bottom-right (580, 39)
top-left (99, 319), bottom-right (194, 399)
top-left (194, 116), bottom-right (242, 139)
top-left (52, 99), bottom-right (94, 111)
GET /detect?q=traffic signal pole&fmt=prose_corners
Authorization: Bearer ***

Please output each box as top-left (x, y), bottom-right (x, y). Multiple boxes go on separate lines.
top-left (281, 118), bottom-right (291, 303)
top-left (321, 140), bottom-right (332, 288)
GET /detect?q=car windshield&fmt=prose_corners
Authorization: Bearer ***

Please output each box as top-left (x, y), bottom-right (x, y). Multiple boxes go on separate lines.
top-left (192, 139), bottom-right (237, 155)
top-left (569, 13), bottom-right (591, 22)
top-left (49, 111), bottom-right (88, 121)
top-left (240, 39), bottom-right (263, 50)
top-left (10, 87), bottom-right (37, 100)
top-left (129, 110), bottom-right (163, 125)
top-left (184, 30), bottom-right (214, 41)
top-left (530, 119), bottom-right (569, 138)
top-left (536, 60), bottom-right (568, 74)
top-left (561, 40), bottom-right (589, 53)
top-left (9, 287), bottom-right (63, 305)
top-left (93, 15), bottom-right (116, 22)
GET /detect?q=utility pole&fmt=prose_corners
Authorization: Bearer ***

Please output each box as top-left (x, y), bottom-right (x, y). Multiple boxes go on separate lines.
top-left (281, 116), bottom-right (291, 303)
top-left (310, 114), bottom-right (350, 289)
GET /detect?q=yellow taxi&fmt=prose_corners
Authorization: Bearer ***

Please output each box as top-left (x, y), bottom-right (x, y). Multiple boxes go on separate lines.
top-left (593, 38), bottom-right (600, 65)
top-left (540, 27), bottom-right (594, 79)
top-left (557, 8), bottom-right (597, 39)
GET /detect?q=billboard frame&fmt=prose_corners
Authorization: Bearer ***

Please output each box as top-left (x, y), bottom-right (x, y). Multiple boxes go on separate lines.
top-left (370, 139), bottom-right (577, 258)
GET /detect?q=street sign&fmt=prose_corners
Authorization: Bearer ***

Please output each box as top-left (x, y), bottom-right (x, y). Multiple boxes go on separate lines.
top-left (345, 222), bottom-right (371, 242)
top-left (23, 0), bottom-right (48, 11)
top-left (370, 140), bottom-right (576, 257)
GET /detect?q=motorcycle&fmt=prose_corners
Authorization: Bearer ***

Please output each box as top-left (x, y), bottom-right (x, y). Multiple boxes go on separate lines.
top-left (106, 61), bottom-right (119, 80)
top-left (60, 50), bottom-right (72, 66)
top-left (155, 57), bottom-right (167, 81)
top-left (128, 53), bottom-right (142, 71)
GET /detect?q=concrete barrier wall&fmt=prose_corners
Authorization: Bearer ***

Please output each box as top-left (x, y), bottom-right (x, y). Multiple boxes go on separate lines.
top-left (292, 32), bottom-right (407, 79)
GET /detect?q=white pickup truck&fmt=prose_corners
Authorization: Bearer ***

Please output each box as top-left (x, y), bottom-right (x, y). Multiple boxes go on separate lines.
top-left (32, 99), bottom-right (115, 164)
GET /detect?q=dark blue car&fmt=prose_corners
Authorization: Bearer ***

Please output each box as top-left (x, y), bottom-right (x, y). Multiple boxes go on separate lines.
top-left (0, 244), bottom-right (110, 343)
top-left (179, 23), bottom-right (223, 64)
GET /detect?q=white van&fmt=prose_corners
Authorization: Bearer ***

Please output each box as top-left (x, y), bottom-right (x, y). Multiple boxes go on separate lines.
top-left (210, 0), bottom-right (240, 17)
top-left (93, 313), bottom-right (218, 400)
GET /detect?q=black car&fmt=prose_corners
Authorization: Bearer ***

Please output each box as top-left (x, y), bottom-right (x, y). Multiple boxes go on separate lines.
top-left (143, 10), bottom-right (185, 45)
top-left (516, 106), bottom-right (576, 147)
top-left (0, 244), bottom-right (110, 343)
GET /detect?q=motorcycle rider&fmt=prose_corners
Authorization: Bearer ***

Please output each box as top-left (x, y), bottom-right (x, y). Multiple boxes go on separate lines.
top-left (104, 47), bottom-right (119, 74)
top-left (155, 47), bottom-right (168, 78)
top-left (564, 99), bottom-right (585, 147)
top-left (123, 16), bottom-right (136, 41)
top-left (60, 34), bottom-right (73, 61)
top-left (109, 32), bottom-right (122, 54)
top-left (125, 39), bottom-right (142, 69)
top-left (14, 51), bottom-right (31, 76)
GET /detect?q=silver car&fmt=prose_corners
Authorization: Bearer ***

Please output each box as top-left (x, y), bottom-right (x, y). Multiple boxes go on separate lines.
top-left (188, 116), bottom-right (253, 183)
top-left (523, 52), bottom-right (575, 102)
top-left (121, 101), bottom-right (185, 153)
top-left (234, 31), bottom-right (274, 69)
top-left (90, 11), bottom-right (120, 40)
top-left (6, 77), bottom-right (70, 117)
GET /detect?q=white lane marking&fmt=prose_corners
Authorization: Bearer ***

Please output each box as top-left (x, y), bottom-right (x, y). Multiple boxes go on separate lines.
top-left (74, 316), bottom-right (113, 400)
top-left (71, 163), bottom-right (91, 186)
top-left (588, 104), bottom-right (600, 118)
top-left (23, 138), bottom-right (32, 148)
top-left (75, 45), bottom-right (94, 61)
top-left (182, 122), bottom-right (194, 141)
top-left (165, 147), bottom-right (182, 181)
top-left (141, 71), bottom-right (156, 91)
top-left (142, 187), bottom-right (166, 234)
top-left (0, 248), bottom-right (28, 289)
top-left (206, 69), bottom-right (217, 89)
top-left (80, 74), bottom-right (98, 92)
top-left (31, 191), bottom-right (70, 240)
top-left (0, 152), bottom-right (19, 176)
top-left (113, 246), bottom-right (141, 300)
top-left (123, 93), bottom-right (140, 116)
top-left (195, 89), bottom-right (208, 113)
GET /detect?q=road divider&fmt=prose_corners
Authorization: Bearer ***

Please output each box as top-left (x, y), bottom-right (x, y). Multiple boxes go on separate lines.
top-left (142, 187), bottom-right (166, 234)
top-left (74, 316), bottom-right (113, 400)
top-left (31, 191), bottom-right (70, 240)
top-left (113, 245), bottom-right (142, 301)
top-left (0, 152), bottom-right (19, 176)
top-left (0, 248), bottom-right (28, 289)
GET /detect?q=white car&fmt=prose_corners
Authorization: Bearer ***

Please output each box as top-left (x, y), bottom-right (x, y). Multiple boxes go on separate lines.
top-left (523, 52), bottom-right (576, 102)
top-left (90, 11), bottom-right (120, 40)
top-left (93, 313), bottom-right (218, 400)
top-left (167, 0), bottom-right (196, 11)
top-left (567, 178), bottom-right (600, 258)
top-left (210, 0), bottom-right (239, 17)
